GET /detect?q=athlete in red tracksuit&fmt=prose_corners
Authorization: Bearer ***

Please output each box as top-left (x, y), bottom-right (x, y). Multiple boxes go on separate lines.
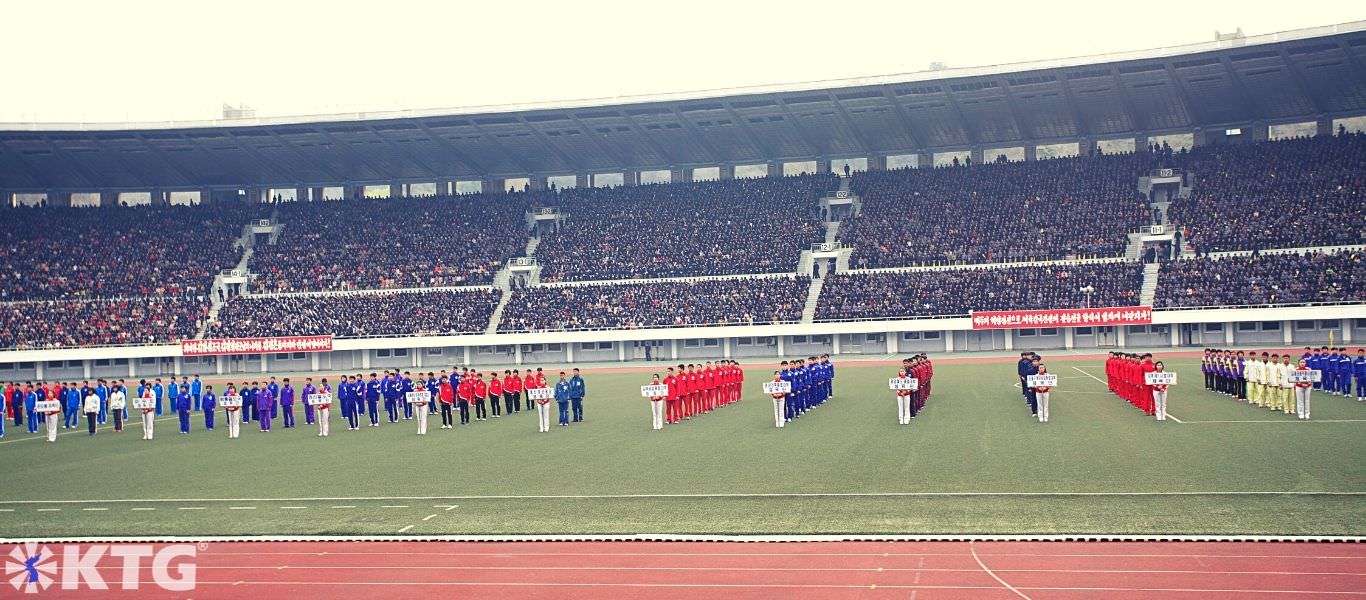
top-left (1139, 354), bottom-right (1157, 415)
top-left (664, 367), bottom-right (681, 424)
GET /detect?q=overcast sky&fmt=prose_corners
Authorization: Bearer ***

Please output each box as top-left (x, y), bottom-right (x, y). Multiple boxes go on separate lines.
top-left (2, 0), bottom-right (1363, 124)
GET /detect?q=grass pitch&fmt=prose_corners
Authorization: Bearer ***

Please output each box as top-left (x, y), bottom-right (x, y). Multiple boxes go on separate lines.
top-left (1, 356), bottom-right (1363, 537)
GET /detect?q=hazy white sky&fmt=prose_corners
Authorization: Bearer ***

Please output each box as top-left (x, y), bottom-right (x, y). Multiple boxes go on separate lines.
top-left (2, 0), bottom-right (1363, 123)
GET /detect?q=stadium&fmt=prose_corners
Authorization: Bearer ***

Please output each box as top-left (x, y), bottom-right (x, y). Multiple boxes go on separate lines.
top-left (2, 5), bottom-right (1366, 598)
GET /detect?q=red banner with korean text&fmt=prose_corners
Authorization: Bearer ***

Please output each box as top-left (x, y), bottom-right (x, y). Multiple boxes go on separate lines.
top-left (970, 307), bottom-right (1153, 330)
top-left (181, 335), bottom-right (334, 356)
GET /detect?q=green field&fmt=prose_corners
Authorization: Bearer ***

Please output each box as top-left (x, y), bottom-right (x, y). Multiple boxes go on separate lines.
top-left (1, 356), bottom-right (1363, 537)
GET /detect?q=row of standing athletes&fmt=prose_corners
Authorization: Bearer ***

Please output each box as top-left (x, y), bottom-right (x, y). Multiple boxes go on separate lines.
top-left (644, 361), bottom-right (748, 430)
top-left (1204, 347), bottom-right (1366, 420)
top-left (1, 367), bottom-right (585, 441)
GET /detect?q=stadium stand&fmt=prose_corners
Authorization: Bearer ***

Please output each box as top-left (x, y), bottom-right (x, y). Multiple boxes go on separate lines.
top-left (499, 276), bottom-right (811, 332)
top-left (815, 261), bottom-right (1144, 321)
top-left (533, 174), bottom-right (837, 281)
top-left (209, 288), bottom-right (501, 339)
top-left (0, 203), bottom-right (255, 301)
top-left (1166, 132), bottom-right (1366, 253)
top-left (840, 154), bottom-right (1154, 268)
top-left (250, 195), bottom-right (534, 292)
top-left (1155, 249), bottom-right (1366, 308)
top-left (0, 296), bottom-right (206, 350)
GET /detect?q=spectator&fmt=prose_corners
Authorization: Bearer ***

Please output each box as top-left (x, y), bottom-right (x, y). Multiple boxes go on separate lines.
top-left (1166, 133), bottom-right (1366, 253)
top-left (534, 174), bottom-right (837, 281)
top-left (499, 276), bottom-right (810, 331)
top-left (841, 154), bottom-right (1153, 268)
top-left (0, 203), bottom-right (255, 300)
top-left (210, 288), bottom-right (501, 338)
top-left (1155, 250), bottom-right (1366, 307)
top-left (250, 195), bottom-right (536, 292)
top-left (816, 262), bottom-right (1143, 320)
top-left (0, 297), bottom-right (206, 349)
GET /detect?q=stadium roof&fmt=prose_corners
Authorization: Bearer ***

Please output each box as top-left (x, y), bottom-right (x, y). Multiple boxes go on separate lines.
top-left (3, 21), bottom-right (1366, 191)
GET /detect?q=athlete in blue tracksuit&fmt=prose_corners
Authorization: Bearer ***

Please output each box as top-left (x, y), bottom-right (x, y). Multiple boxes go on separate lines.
top-left (779, 363), bottom-right (795, 421)
top-left (401, 372), bottom-right (415, 419)
top-left (95, 381), bottom-right (109, 425)
top-left (25, 386), bottom-right (39, 433)
top-left (383, 373), bottom-right (400, 423)
top-left (64, 384), bottom-right (81, 428)
top-left (569, 369), bottom-right (586, 422)
top-left (152, 379), bottom-right (165, 416)
top-left (202, 386), bottom-right (217, 430)
top-left (426, 374), bottom-right (439, 415)
top-left (1308, 348), bottom-right (1325, 391)
top-left (344, 376), bottom-right (362, 430)
top-left (364, 374), bottom-right (381, 426)
top-left (177, 384), bottom-right (193, 434)
top-left (191, 375), bottom-right (203, 412)
top-left (1336, 349), bottom-right (1353, 396)
top-left (1354, 349), bottom-right (1366, 401)
top-left (554, 374), bottom-right (572, 426)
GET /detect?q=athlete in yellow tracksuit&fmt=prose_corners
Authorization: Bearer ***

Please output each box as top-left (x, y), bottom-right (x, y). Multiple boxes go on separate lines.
top-left (1277, 355), bottom-right (1295, 414)
top-left (1247, 355), bottom-right (1265, 407)
top-left (1264, 353), bottom-right (1283, 411)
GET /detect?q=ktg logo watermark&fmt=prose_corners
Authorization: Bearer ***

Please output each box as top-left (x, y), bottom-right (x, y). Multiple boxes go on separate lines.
top-left (5, 542), bottom-right (197, 593)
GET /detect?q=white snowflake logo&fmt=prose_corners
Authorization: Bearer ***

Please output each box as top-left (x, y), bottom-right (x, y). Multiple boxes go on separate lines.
top-left (5, 543), bottom-right (56, 594)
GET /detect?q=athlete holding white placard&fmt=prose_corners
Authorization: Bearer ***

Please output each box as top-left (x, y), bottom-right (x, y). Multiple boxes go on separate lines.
top-left (767, 372), bottom-right (788, 428)
top-left (1292, 359), bottom-right (1317, 419)
top-left (892, 369), bottom-right (914, 425)
top-left (409, 383), bottom-right (431, 435)
top-left (312, 380), bottom-right (332, 437)
top-left (643, 375), bottom-right (667, 430)
top-left (1031, 366), bottom-right (1055, 423)
top-left (1150, 362), bottom-right (1170, 421)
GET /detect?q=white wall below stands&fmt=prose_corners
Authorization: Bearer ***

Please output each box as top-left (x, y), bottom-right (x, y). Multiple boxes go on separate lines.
top-left (0, 305), bottom-right (1363, 380)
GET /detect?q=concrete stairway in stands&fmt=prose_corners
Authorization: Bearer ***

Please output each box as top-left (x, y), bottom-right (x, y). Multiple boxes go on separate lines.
top-left (800, 277), bottom-right (825, 324)
top-left (1140, 262), bottom-right (1160, 306)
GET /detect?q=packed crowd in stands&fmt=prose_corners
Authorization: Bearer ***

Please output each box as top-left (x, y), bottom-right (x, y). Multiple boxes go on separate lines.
top-left (250, 195), bottom-right (535, 292)
top-left (534, 174), bottom-right (836, 281)
top-left (0, 203), bottom-right (255, 300)
top-left (842, 154), bottom-right (1153, 268)
top-left (0, 297), bottom-right (206, 349)
top-left (815, 262), bottom-right (1143, 321)
top-left (210, 289), bottom-right (499, 338)
top-left (1155, 250), bottom-right (1366, 308)
top-left (499, 276), bottom-right (810, 331)
top-left (1167, 132), bottom-right (1366, 253)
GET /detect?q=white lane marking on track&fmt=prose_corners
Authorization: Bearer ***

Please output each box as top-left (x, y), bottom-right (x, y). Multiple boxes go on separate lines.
top-left (1072, 366), bottom-right (1185, 422)
top-left (81, 508), bottom-right (107, 511)
top-left (397, 525), bottom-right (414, 533)
top-left (970, 541), bottom-right (1033, 600)
top-left (280, 506), bottom-right (307, 510)
top-left (229, 506), bottom-right (256, 510)
top-left (421, 514), bottom-right (438, 522)
top-left (331, 505), bottom-right (356, 509)
top-left (381, 505), bottom-right (409, 509)
top-left (130, 508), bottom-right (155, 511)
top-left (1183, 419), bottom-right (1366, 424)
top-left (5, 490), bottom-right (1366, 507)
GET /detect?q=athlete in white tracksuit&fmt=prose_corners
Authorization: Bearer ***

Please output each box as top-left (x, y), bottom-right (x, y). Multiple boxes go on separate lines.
top-left (894, 369), bottom-right (913, 425)
top-left (140, 390), bottom-right (156, 440)
top-left (769, 373), bottom-right (787, 428)
top-left (1033, 366), bottom-right (1053, 423)
top-left (647, 375), bottom-right (666, 430)
top-left (1151, 362), bottom-right (1170, 421)
top-left (1293, 360), bottom-right (1314, 419)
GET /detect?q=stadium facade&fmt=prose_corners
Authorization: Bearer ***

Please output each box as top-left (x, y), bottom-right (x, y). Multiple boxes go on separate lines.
top-left (1, 22), bottom-right (1365, 380)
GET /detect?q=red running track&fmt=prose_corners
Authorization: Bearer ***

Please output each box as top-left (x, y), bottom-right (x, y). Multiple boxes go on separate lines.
top-left (14, 540), bottom-right (1366, 599)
